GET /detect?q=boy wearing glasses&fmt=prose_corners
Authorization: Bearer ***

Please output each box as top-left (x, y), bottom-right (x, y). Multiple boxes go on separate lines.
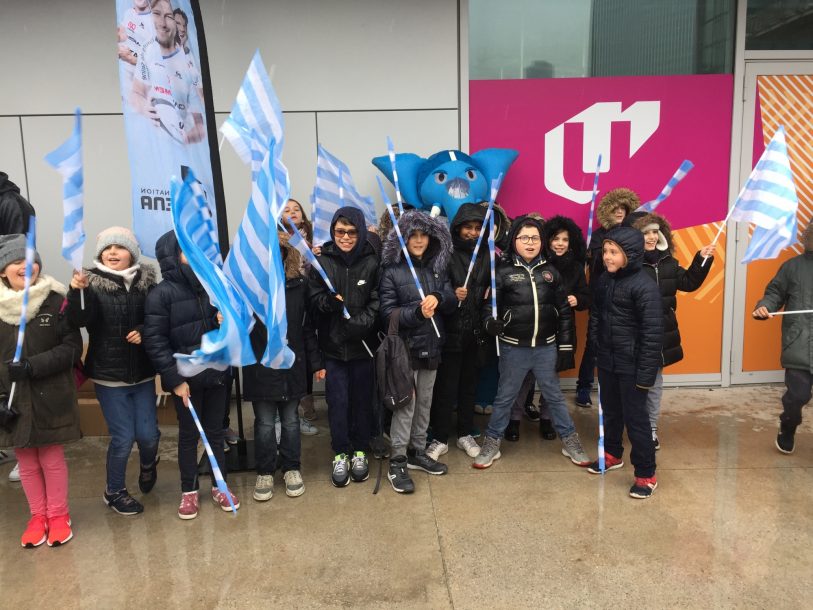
top-left (475, 215), bottom-right (591, 469)
top-left (308, 207), bottom-right (380, 487)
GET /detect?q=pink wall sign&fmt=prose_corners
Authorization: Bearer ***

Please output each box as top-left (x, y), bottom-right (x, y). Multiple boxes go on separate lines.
top-left (470, 75), bottom-right (734, 231)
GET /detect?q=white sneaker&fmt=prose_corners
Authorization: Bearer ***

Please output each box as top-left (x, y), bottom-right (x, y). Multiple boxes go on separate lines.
top-left (253, 474), bottom-right (274, 502)
top-left (8, 462), bottom-right (20, 482)
top-left (425, 440), bottom-right (449, 461)
top-left (283, 470), bottom-right (305, 497)
top-left (456, 435), bottom-right (481, 458)
top-left (299, 419), bottom-right (319, 436)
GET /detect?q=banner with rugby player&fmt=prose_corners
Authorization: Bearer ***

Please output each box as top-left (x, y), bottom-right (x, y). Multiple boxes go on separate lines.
top-left (116, 0), bottom-right (226, 257)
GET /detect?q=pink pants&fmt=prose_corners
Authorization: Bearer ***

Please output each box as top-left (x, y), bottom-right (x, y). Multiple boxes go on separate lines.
top-left (15, 445), bottom-right (70, 518)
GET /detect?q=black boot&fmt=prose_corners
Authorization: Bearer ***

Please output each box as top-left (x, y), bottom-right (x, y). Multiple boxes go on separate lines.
top-left (539, 418), bottom-right (556, 440)
top-left (139, 456), bottom-right (160, 494)
top-left (776, 422), bottom-right (797, 454)
top-left (505, 419), bottom-right (520, 442)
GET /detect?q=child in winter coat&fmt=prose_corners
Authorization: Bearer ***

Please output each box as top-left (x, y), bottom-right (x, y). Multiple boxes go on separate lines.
top-left (143, 230), bottom-right (237, 519)
top-left (428, 203), bottom-right (490, 459)
top-left (379, 210), bottom-right (455, 493)
top-left (753, 221), bottom-right (813, 454)
top-left (631, 212), bottom-right (714, 449)
top-left (475, 215), bottom-right (590, 469)
top-left (0, 235), bottom-right (82, 547)
top-left (308, 207), bottom-right (380, 487)
top-left (577, 188), bottom-right (640, 408)
top-left (67, 226), bottom-right (159, 517)
top-left (588, 226), bottom-right (663, 498)
top-left (243, 233), bottom-right (324, 501)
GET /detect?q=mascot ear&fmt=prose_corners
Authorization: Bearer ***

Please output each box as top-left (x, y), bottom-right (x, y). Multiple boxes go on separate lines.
top-left (471, 148), bottom-right (519, 184)
top-left (371, 153), bottom-right (425, 207)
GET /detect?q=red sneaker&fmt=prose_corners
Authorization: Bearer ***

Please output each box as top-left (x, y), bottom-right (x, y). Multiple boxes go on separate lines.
top-left (178, 491), bottom-right (199, 520)
top-left (211, 487), bottom-right (240, 512)
top-left (21, 515), bottom-right (48, 548)
top-left (47, 514), bottom-right (73, 547)
top-left (630, 476), bottom-right (658, 499)
top-left (587, 453), bottom-right (624, 474)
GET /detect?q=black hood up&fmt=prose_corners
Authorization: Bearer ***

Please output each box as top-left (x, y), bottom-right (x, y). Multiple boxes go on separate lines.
top-left (603, 226), bottom-right (644, 277)
top-left (381, 210), bottom-right (452, 274)
top-left (543, 215), bottom-right (587, 265)
top-left (155, 230), bottom-right (202, 290)
top-left (330, 206), bottom-right (368, 265)
top-left (450, 202), bottom-right (488, 252)
top-left (505, 214), bottom-right (546, 261)
top-left (0, 172), bottom-right (21, 195)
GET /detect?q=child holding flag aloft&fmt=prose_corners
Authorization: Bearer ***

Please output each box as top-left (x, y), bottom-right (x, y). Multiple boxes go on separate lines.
top-left (243, 232), bottom-right (324, 501)
top-left (577, 188), bottom-right (639, 408)
top-left (67, 226), bottom-right (160, 516)
top-left (143, 231), bottom-right (238, 519)
top-left (0, 235), bottom-right (82, 547)
top-left (475, 215), bottom-right (591, 469)
top-left (630, 211), bottom-right (715, 449)
top-left (753, 221), bottom-right (813, 454)
top-left (379, 210), bottom-right (456, 493)
top-left (587, 226), bottom-right (663, 498)
top-left (308, 207), bottom-right (380, 488)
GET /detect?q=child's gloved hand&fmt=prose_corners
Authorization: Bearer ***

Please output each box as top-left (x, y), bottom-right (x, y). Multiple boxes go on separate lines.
top-left (6, 359), bottom-right (33, 381)
top-left (555, 349), bottom-right (575, 372)
top-left (484, 317), bottom-right (504, 337)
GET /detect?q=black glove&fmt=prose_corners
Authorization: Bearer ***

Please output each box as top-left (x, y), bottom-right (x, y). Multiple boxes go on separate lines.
top-left (327, 295), bottom-right (345, 313)
top-left (555, 350), bottom-right (575, 372)
top-left (484, 317), bottom-right (504, 337)
top-left (7, 359), bottom-right (33, 382)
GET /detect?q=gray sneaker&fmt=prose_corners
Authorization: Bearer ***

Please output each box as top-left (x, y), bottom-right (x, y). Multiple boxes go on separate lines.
top-left (253, 474), bottom-right (275, 501)
top-left (472, 436), bottom-right (501, 469)
top-left (561, 432), bottom-right (591, 466)
top-left (283, 470), bottom-right (305, 497)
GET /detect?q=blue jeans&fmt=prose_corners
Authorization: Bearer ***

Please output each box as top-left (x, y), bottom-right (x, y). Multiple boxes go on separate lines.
top-left (253, 399), bottom-right (300, 475)
top-left (486, 343), bottom-right (575, 440)
top-left (95, 380), bottom-right (160, 493)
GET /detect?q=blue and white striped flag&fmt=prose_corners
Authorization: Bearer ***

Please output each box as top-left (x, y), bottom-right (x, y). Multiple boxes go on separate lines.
top-left (223, 138), bottom-right (295, 369)
top-left (730, 127), bottom-right (799, 263)
top-left (170, 171), bottom-right (256, 376)
top-left (312, 144), bottom-right (376, 246)
top-left (7, 217), bottom-right (37, 408)
top-left (637, 160), bottom-right (694, 213)
top-left (188, 399), bottom-right (237, 515)
top-left (44, 108), bottom-right (85, 271)
top-left (220, 50), bottom-right (290, 205)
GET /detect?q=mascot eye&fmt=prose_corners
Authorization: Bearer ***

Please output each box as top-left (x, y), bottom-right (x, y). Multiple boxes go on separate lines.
top-left (434, 171), bottom-right (447, 184)
top-left (465, 169), bottom-right (477, 180)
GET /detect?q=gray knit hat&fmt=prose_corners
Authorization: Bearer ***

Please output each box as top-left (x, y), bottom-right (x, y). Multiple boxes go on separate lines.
top-left (95, 226), bottom-right (140, 264)
top-left (0, 234), bottom-right (42, 273)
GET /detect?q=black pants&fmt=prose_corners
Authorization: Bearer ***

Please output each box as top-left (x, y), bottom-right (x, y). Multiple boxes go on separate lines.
top-left (598, 369), bottom-right (655, 478)
top-left (174, 384), bottom-right (228, 492)
top-left (325, 358), bottom-right (374, 455)
top-left (577, 325), bottom-right (596, 391)
top-left (430, 337), bottom-right (479, 443)
top-left (781, 368), bottom-right (813, 427)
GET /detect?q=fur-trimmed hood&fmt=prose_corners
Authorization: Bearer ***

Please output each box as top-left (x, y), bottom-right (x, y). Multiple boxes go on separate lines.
top-left (0, 274), bottom-right (67, 324)
top-left (85, 262), bottom-right (158, 294)
top-left (804, 221), bottom-right (813, 252)
top-left (631, 211), bottom-right (674, 253)
top-left (597, 188), bottom-right (640, 229)
top-left (543, 215), bottom-right (587, 264)
top-left (381, 210), bottom-right (452, 274)
top-left (277, 232), bottom-right (303, 279)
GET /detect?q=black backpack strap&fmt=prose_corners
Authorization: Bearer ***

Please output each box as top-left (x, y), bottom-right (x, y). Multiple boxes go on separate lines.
top-left (388, 307), bottom-right (401, 335)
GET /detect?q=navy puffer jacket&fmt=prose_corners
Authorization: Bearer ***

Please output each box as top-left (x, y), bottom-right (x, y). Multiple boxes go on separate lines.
top-left (589, 226), bottom-right (663, 388)
top-left (487, 216), bottom-right (574, 349)
top-left (379, 211), bottom-right (456, 363)
top-left (143, 231), bottom-right (229, 392)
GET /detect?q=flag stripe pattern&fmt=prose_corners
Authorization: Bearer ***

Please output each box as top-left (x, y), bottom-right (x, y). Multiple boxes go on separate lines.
top-left (224, 139), bottom-right (295, 368)
top-left (171, 171), bottom-right (256, 377)
top-left (44, 108), bottom-right (85, 271)
top-left (386, 136), bottom-right (405, 214)
top-left (637, 159), bottom-right (694, 213)
top-left (188, 400), bottom-right (237, 514)
top-left (730, 127), bottom-right (799, 263)
top-left (312, 144), bottom-right (376, 246)
top-left (585, 154), bottom-right (602, 249)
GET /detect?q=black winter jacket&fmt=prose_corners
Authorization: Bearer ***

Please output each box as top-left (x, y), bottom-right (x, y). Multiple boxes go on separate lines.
top-left (67, 264), bottom-right (157, 383)
top-left (308, 207), bottom-right (380, 362)
top-left (0, 277), bottom-right (82, 448)
top-left (543, 215), bottom-right (591, 312)
top-left (242, 275), bottom-right (323, 403)
top-left (0, 172), bottom-right (36, 235)
top-left (487, 216), bottom-right (574, 349)
top-left (444, 203), bottom-right (490, 352)
top-left (589, 227), bottom-right (663, 388)
top-left (379, 211), bottom-right (456, 365)
top-left (642, 251), bottom-right (711, 367)
top-left (143, 231), bottom-right (229, 392)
